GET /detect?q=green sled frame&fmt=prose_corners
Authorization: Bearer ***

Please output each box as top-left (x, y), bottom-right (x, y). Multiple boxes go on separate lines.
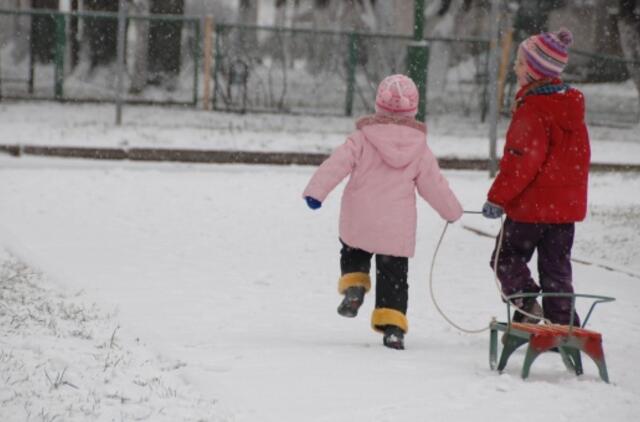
top-left (489, 292), bottom-right (615, 382)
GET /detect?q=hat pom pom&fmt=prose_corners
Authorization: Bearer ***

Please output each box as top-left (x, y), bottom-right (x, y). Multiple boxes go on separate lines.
top-left (556, 28), bottom-right (573, 47)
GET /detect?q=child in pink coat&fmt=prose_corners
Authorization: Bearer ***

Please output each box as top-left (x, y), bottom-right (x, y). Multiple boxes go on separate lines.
top-left (303, 74), bottom-right (463, 350)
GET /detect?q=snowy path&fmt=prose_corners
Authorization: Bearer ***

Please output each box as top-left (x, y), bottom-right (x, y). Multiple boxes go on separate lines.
top-left (1, 157), bottom-right (639, 421)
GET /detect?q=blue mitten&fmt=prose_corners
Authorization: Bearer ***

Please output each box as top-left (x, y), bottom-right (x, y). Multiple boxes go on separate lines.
top-left (305, 196), bottom-right (322, 210)
top-left (482, 201), bottom-right (503, 219)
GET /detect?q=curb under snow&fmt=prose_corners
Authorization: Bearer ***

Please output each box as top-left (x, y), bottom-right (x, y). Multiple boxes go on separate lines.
top-left (1, 144), bottom-right (640, 172)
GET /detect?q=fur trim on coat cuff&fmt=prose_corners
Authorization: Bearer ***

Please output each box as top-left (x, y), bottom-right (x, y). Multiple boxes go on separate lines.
top-left (338, 272), bottom-right (371, 294)
top-left (371, 308), bottom-right (408, 333)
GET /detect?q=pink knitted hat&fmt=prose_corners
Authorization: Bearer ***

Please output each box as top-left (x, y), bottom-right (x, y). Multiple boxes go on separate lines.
top-left (520, 28), bottom-right (573, 82)
top-left (375, 74), bottom-right (419, 117)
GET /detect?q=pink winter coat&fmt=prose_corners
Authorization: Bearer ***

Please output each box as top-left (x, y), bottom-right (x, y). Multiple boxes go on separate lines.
top-left (303, 114), bottom-right (463, 257)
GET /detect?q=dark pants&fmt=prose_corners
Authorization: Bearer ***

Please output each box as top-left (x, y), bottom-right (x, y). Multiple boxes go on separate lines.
top-left (490, 218), bottom-right (580, 325)
top-left (340, 240), bottom-right (409, 313)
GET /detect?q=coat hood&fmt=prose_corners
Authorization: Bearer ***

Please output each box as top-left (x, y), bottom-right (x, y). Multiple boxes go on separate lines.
top-left (356, 115), bottom-right (427, 168)
top-left (517, 82), bottom-right (586, 131)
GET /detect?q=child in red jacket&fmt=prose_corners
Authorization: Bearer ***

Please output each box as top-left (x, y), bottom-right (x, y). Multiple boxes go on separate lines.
top-left (482, 28), bottom-right (590, 325)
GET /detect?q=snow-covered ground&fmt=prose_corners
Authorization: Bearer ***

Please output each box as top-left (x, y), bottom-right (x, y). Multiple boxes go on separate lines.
top-left (0, 101), bottom-right (639, 164)
top-left (0, 249), bottom-right (221, 421)
top-left (0, 153), bottom-right (638, 421)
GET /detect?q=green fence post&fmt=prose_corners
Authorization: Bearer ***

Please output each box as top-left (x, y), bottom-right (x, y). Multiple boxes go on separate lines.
top-left (345, 32), bottom-right (358, 117)
top-left (54, 13), bottom-right (65, 100)
top-left (407, 41), bottom-right (429, 121)
top-left (192, 19), bottom-right (200, 107)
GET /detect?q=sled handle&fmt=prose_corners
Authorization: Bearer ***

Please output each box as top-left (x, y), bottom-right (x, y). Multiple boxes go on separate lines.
top-left (504, 292), bottom-right (615, 328)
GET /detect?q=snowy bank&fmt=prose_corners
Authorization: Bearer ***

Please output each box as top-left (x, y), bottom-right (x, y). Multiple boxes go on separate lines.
top-left (0, 250), bottom-right (225, 421)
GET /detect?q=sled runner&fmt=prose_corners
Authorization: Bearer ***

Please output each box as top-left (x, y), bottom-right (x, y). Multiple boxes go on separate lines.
top-left (489, 293), bottom-right (615, 382)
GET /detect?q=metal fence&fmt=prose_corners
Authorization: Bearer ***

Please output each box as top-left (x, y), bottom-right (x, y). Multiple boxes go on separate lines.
top-left (211, 23), bottom-right (492, 119)
top-left (0, 8), bottom-right (200, 105)
top-left (1, 8), bottom-right (638, 126)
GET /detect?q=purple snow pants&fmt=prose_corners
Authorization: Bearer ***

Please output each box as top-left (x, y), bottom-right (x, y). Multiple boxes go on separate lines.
top-left (490, 218), bottom-right (580, 325)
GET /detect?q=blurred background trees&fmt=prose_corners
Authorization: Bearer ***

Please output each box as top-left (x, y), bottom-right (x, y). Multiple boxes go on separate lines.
top-left (618, 0), bottom-right (640, 111)
top-left (0, 0), bottom-right (637, 117)
top-left (10, 0), bottom-right (639, 86)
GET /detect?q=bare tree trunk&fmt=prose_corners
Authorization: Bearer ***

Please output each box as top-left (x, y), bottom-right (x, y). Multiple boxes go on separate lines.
top-left (239, 0), bottom-right (259, 25)
top-left (374, 0), bottom-right (395, 33)
top-left (85, 0), bottom-right (119, 69)
top-left (238, 0), bottom-right (259, 54)
top-left (311, 0), bottom-right (333, 29)
top-left (147, 0), bottom-right (184, 88)
top-left (512, 0), bottom-right (567, 43)
top-left (31, 0), bottom-right (59, 64)
top-left (368, 0), bottom-right (407, 82)
top-left (274, 0), bottom-right (297, 68)
top-left (427, 0), bottom-right (464, 107)
top-left (130, 0), bottom-right (150, 93)
top-left (307, 0), bottom-right (334, 74)
top-left (338, 0), bottom-right (363, 31)
top-left (275, 0), bottom-right (287, 27)
top-left (618, 0), bottom-right (640, 118)
top-left (10, 0), bottom-right (31, 63)
top-left (69, 0), bottom-right (79, 69)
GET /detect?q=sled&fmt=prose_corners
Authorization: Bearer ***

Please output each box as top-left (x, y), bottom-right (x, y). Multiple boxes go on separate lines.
top-left (489, 292), bottom-right (615, 382)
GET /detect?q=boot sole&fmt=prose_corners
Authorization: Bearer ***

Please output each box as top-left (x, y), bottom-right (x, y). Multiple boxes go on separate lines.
top-left (337, 305), bottom-right (359, 318)
top-left (383, 340), bottom-right (404, 350)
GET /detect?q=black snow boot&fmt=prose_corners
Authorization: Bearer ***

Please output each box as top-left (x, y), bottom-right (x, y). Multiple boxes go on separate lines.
top-left (512, 297), bottom-right (543, 324)
top-left (383, 326), bottom-right (405, 350)
top-left (502, 297), bottom-right (543, 345)
top-left (337, 286), bottom-right (365, 318)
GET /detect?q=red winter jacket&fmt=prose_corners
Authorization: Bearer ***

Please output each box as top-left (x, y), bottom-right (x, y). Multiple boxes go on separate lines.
top-left (488, 81), bottom-right (590, 223)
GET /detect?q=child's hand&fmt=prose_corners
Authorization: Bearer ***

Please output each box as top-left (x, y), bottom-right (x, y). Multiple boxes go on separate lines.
top-left (482, 201), bottom-right (503, 219)
top-left (305, 196), bottom-right (322, 210)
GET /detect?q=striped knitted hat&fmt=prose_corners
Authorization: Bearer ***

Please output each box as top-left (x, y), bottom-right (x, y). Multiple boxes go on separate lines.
top-left (520, 28), bottom-right (573, 82)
